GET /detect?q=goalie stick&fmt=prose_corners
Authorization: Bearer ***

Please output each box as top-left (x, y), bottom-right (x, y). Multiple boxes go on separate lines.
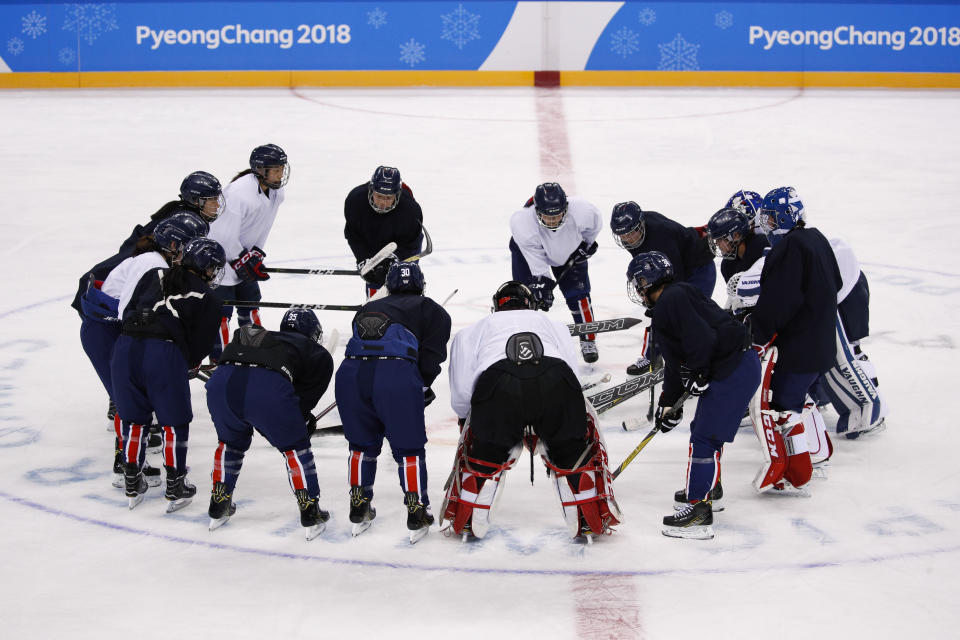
top-left (588, 366), bottom-right (664, 414)
top-left (567, 317), bottom-right (643, 337)
top-left (611, 391), bottom-right (690, 480)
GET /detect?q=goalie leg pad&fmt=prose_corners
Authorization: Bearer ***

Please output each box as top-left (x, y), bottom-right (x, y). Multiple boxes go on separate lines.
top-left (442, 448), bottom-right (519, 539)
top-left (803, 400), bottom-right (832, 467)
top-left (781, 414), bottom-right (813, 489)
top-left (822, 315), bottom-right (883, 433)
top-left (750, 348), bottom-right (788, 493)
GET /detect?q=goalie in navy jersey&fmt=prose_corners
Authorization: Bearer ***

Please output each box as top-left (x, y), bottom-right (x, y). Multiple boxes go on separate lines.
top-left (627, 251), bottom-right (760, 540)
top-left (334, 262), bottom-right (451, 542)
top-left (111, 237), bottom-right (226, 512)
top-left (344, 166), bottom-right (424, 298)
top-left (204, 309), bottom-right (334, 539)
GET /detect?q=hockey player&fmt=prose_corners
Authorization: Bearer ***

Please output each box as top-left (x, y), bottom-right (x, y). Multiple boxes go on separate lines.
top-left (443, 281), bottom-right (619, 540)
top-left (205, 309), bottom-right (334, 539)
top-left (627, 252), bottom-right (760, 540)
top-left (334, 262), bottom-right (451, 542)
top-left (80, 212), bottom-right (208, 488)
top-left (610, 201), bottom-right (716, 375)
top-left (112, 237), bottom-right (226, 511)
top-left (509, 183), bottom-right (602, 363)
top-left (748, 186), bottom-right (843, 494)
top-left (706, 207), bottom-right (769, 284)
top-left (344, 166), bottom-right (424, 298)
top-left (724, 189), bottom-right (764, 232)
top-left (208, 144), bottom-right (290, 358)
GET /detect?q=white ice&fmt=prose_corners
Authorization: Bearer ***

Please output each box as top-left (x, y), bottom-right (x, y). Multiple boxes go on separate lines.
top-left (1, 86), bottom-right (959, 639)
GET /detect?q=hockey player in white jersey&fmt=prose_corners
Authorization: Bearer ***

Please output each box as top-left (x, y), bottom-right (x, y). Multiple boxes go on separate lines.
top-left (509, 183), bottom-right (603, 363)
top-left (208, 143), bottom-right (289, 359)
top-left (441, 281), bottom-right (620, 542)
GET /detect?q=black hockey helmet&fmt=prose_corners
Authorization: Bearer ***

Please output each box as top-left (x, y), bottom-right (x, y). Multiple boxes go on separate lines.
top-left (249, 144), bottom-right (289, 189)
top-left (492, 281), bottom-right (537, 312)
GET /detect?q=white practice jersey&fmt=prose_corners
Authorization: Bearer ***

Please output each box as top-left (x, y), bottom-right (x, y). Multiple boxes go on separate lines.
top-left (828, 237), bottom-right (861, 303)
top-left (106, 251), bottom-right (168, 317)
top-left (448, 309), bottom-right (581, 419)
top-left (209, 173), bottom-right (285, 287)
top-left (509, 196), bottom-right (602, 279)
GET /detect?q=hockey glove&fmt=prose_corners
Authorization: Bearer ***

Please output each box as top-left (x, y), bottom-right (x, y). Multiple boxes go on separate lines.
top-left (655, 402), bottom-right (683, 433)
top-left (528, 276), bottom-right (556, 311)
top-left (423, 387), bottom-right (436, 407)
top-left (569, 240), bottom-right (599, 265)
top-left (231, 246), bottom-right (270, 282)
top-left (305, 414), bottom-right (318, 437)
top-left (358, 253), bottom-right (396, 287)
top-left (679, 366), bottom-right (710, 397)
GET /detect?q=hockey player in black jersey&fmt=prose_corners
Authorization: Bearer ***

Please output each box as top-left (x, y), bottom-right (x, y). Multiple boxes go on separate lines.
top-left (627, 251), bottom-right (760, 540)
top-left (706, 207), bottom-right (769, 284)
top-left (111, 237), bottom-right (225, 511)
top-left (334, 262), bottom-right (451, 542)
top-left (205, 309), bottom-right (334, 539)
top-left (344, 166), bottom-right (424, 298)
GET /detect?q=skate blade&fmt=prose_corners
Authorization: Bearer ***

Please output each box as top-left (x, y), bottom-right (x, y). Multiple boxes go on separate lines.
top-left (208, 515), bottom-right (231, 531)
top-left (351, 520), bottom-right (373, 537)
top-left (408, 526), bottom-right (430, 544)
top-left (165, 497), bottom-right (193, 514)
top-left (305, 521), bottom-right (326, 541)
top-left (661, 524), bottom-right (714, 540)
top-left (127, 493), bottom-right (146, 510)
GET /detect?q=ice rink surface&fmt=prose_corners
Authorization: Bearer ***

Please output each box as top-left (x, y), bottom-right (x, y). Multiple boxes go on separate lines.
top-left (2, 85), bottom-right (959, 638)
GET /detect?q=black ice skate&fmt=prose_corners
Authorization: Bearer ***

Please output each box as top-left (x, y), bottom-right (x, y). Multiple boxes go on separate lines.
top-left (208, 481), bottom-right (236, 531)
top-left (404, 491), bottom-right (434, 544)
top-left (113, 452), bottom-right (160, 489)
top-left (579, 338), bottom-right (599, 364)
top-left (674, 481), bottom-right (724, 512)
top-left (662, 501), bottom-right (714, 540)
top-left (164, 466), bottom-right (196, 513)
top-left (124, 463), bottom-right (148, 510)
top-left (349, 486), bottom-right (376, 537)
top-left (296, 488), bottom-right (330, 541)
top-left (107, 399), bottom-right (117, 424)
top-left (626, 356), bottom-right (650, 376)
top-left (147, 425), bottom-right (163, 455)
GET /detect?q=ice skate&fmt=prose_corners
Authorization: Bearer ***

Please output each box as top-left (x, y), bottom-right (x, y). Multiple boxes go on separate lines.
top-left (404, 491), bottom-right (434, 544)
top-left (124, 464), bottom-right (148, 510)
top-left (579, 338), bottom-right (599, 364)
top-left (297, 489), bottom-right (330, 541)
top-left (208, 481), bottom-right (236, 531)
top-left (662, 501), bottom-right (714, 540)
top-left (164, 467), bottom-right (196, 513)
top-left (349, 486), bottom-right (376, 537)
top-left (674, 481), bottom-right (724, 512)
top-left (626, 356), bottom-right (650, 376)
top-left (146, 425), bottom-right (163, 455)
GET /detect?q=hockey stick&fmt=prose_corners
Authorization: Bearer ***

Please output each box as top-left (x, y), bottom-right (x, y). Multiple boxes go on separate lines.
top-left (612, 392), bottom-right (690, 480)
top-left (588, 367), bottom-right (664, 414)
top-left (567, 317), bottom-right (643, 337)
top-left (359, 242), bottom-right (400, 277)
top-left (311, 424), bottom-right (344, 437)
top-left (222, 300), bottom-right (362, 312)
top-left (263, 266), bottom-right (358, 276)
top-left (401, 225), bottom-right (432, 263)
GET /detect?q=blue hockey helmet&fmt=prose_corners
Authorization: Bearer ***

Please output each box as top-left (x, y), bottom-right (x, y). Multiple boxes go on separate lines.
top-left (179, 237), bottom-right (226, 287)
top-left (706, 207), bottom-right (751, 259)
top-left (610, 201), bottom-right (646, 250)
top-left (759, 186), bottom-right (805, 243)
top-left (385, 261), bottom-right (424, 294)
top-left (368, 166), bottom-right (402, 213)
top-left (533, 183), bottom-right (568, 230)
top-left (725, 190), bottom-right (763, 226)
top-left (179, 171), bottom-right (225, 222)
top-left (626, 251), bottom-right (674, 309)
top-left (280, 308), bottom-right (323, 344)
top-left (153, 211), bottom-right (209, 256)
top-left (492, 281), bottom-right (537, 312)
top-left (249, 144), bottom-right (289, 189)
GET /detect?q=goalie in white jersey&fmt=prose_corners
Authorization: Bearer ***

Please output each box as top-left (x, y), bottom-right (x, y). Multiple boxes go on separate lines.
top-left (440, 281), bottom-right (620, 542)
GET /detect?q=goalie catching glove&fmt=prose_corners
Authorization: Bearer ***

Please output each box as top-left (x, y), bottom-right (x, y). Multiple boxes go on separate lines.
top-left (231, 246), bottom-right (269, 281)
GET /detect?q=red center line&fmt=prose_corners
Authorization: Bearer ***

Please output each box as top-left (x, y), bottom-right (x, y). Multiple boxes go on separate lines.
top-left (535, 86), bottom-right (575, 191)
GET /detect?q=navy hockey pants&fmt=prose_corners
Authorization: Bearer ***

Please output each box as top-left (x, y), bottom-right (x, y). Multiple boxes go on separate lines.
top-left (770, 370), bottom-right (819, 413)
top-left (335, 358), bottom-right (429, 505)
top-left (205, 365), bottom-right (319, 498)
top-left (210, 280), bottom-right (262, 360)
top-left (79, 318), bottom-right (120, 398)
top-left (686, 350), bottom-right (761, 502)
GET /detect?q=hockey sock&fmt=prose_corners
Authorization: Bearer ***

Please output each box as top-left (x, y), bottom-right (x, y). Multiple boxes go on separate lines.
top-left (212, 441), bottom-right (245, 493)
top-left (686, 437), bottom-right (722, 503)
top-left (567, 295), bottom-right (596, 341)
top-left (394, 448), bottom-right (428, 507)
top-left (122, 423), bottom-right (148, 468)
top-left (282, 446), bottom-right (320, 499)
top-left (348, 447), bottom-right (379, 500)
top-left (161, 425), bottom-right (190, 473)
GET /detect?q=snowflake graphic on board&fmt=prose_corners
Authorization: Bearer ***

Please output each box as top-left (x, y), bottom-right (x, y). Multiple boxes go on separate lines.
top-left (610, 26), bottom-right (639, 58)
top-left (59, 48), bottom-right (76, 65)
top-left (638, 8), bottom-right (656, 26)
top-left (22, 10), bottom-right (47, 39)
top-left (657, 33), bottom-right (700, 70)
top-left (715, 11), bottom-right (733, 30)
top-left (399, 38), bottom-right (426, 67)
top-left (367, 8), bottom-right (387, 29)
top-left (63, 3), bottom-right (119, 45)
top-left (7, 37), bottom-right (25, 55)
top-left (440, 4), bottom-right (481, 49)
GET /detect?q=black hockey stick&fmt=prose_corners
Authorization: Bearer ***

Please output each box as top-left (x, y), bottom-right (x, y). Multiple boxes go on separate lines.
top-left (222, 300), bottom-right (362, 312)
top-left (311, 424), bottom-right (344, 437)
top-left (401, 225), bottom-right (433, 263)
top-left (588, 366), bottom-right (664, 414)
top-left (263, 266), bottom-right (358, 276)
top-left (612, 391), bottom-right (690, 480)
top-left (567, 317), bottom-right (643, 337)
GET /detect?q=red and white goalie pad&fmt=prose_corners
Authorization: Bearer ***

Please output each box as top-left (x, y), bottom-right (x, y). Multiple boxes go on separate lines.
top-left (804, 398), bottom-right (833, 469)
top-left (543, 405), bottom-right (621, 538)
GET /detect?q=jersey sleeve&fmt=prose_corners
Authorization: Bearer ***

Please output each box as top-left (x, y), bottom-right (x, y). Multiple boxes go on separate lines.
top-left (417, 299), bottom-right (452, 387)
top-left (752, 242), bottom-right (805, 345)
top-left (296, 344), bottom-right (335, 418)
top-left (448, 327), bottom-right (477, 419)
top-left (510, 211), bottom-right (554, 279)
top-left (577, 199), bottom-right (603, 245)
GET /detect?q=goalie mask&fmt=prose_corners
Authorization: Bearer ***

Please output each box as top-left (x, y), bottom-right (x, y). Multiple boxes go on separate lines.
top-left (759, 186), bottom-right (805, 244)
top-left (725, 189), bottom-right (763, 227)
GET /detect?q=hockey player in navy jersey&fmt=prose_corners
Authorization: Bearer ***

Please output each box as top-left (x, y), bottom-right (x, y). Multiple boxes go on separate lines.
top-left (205, 309), bottom-right (334, 539)
top-left (748, 186), bottom-right (843, 494)
top-left (610, 201), bottom-right (716, 375)
top-left (334, 262), bottom-right (451, 542)
top-left (442, 281), bottom-right (620, 541)
top-left (208, 144), bottom-right (290, 357)
top-left (627, 251), bottom-right (760, 539)
top-left (344, 166), bottom-right (424, 298)
top-left (509, 183), bottom-right (602, 363)
top-left (112, 237), bottom-right (225, 511)
top-left (706, 207), bottom-right (769, 284)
